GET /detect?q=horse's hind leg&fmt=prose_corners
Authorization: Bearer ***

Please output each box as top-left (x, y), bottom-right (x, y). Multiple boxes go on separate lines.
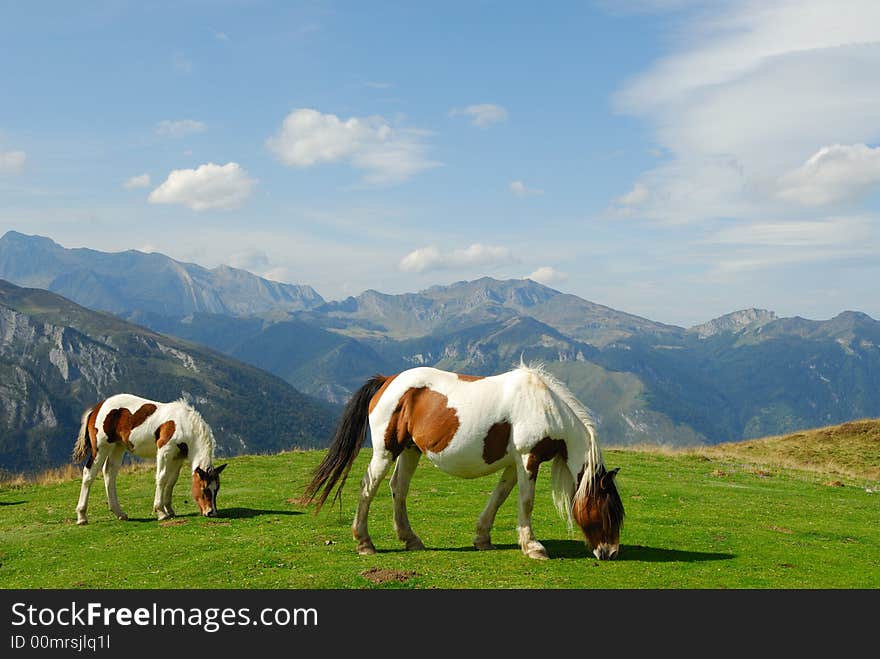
top-left (352, 449), bottom-right (395, 555)
top-left (390, 446), bottom-right (425, 551)
top-left (76, 447), bottom-right (107, 525)
top-left (474, 464), bottom-right (516, 550)
top-left (102, 445), bottom-right (128, 521)
top-left (515, 455), bottom-right (549, 560)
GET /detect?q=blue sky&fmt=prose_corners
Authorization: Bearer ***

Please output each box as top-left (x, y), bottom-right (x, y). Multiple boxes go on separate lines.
top-left (2, 0), bottom-right (879, 327)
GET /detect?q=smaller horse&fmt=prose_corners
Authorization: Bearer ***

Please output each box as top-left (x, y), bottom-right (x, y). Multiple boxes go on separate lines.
top-left (72, 394), bottom-right (227, 524)
top-left (302, 363), bottom-right (624, 560)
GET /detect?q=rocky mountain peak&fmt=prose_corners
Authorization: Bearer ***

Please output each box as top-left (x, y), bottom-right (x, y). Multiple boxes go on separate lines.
top-left (689, 308), bottom-right (777, 339)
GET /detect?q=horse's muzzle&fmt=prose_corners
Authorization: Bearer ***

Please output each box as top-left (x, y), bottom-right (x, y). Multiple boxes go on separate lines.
top-left (593, 544), bottom-right (619, 560)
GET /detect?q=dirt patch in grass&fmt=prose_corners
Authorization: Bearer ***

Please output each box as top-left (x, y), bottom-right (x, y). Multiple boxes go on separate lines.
top-left (159, 519), bottom-right (187, 527)
top-left (360, 567), bottom-right (418, 585)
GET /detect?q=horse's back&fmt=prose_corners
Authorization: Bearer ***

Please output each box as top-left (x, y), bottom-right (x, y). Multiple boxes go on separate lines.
top-left (92, 394), bottom-right (180, 458)
top-left (369, 365), bottom-right (578, 478)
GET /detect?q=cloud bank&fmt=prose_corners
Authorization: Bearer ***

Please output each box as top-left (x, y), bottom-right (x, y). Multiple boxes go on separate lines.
top-left (399, 243), bottom-right (517, 273)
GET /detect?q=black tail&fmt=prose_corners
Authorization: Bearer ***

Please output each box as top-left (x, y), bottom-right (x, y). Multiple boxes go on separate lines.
top-left (301, 374), bottom-right (389, 512)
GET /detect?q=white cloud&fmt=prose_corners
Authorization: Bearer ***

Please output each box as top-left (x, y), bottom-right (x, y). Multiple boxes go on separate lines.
top-left (527, 266), bottom-right (568, 285)
top-left (148, 162), bottom-right (256, 211)
top-left (172, 53), bottom-right (193, 75)
top-left (399, 243), bottom-right (516, 273)
top-left (615, 182), bottom-right (649, 206)
top-left (612, 0), bottom-right (880, 223)
top-left (776, 144), bottom-right (880, 206)
top-left (228, 248), bottom-right (271, 271)
top-left (266, 108), bottom-right (439, 185)
top-left (510, 180), bottom-right (544, 197)
top-left (705, 217), bottom-right (872, 248)
top-left (155, 119), bottom-right (207, 138)
top-left (450, 104), bottom-right (509, 128)
top-left (0, 150), bottom-right (26, 174)
top-left (123, 173), bottom-right (151, 189)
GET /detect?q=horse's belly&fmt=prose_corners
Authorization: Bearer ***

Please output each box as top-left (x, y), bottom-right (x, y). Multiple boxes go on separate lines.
top-left (128, 431), bottom-right (159, 459)
top-left (425, 446), bottom-right (513, 479)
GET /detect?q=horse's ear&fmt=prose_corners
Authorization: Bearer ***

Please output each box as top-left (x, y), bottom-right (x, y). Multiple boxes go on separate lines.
top-left (195, 467), bottom-right (208, 479)
top-left (214, 463), bottom-right (227, 475)
top-left (601, 467), bottom-right (620, 488)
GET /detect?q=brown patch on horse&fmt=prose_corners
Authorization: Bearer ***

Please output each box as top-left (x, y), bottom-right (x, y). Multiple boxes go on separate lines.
top-left (457, 374), bottom-right (484, 382)
top-left (85, 399), bottom-right (105, 468)
top-left (154, 420), bottom-right (176, 449)
top-left (103, 403), bottom-right (157, 451)
top-left (384, 387), bottom-right (460, 457)
top-left (368, 374), bottom-right (397, 414)
top-left (526, 437), bottom-right (568, 480)
top-left (482, 421), bottom-right (511, 464)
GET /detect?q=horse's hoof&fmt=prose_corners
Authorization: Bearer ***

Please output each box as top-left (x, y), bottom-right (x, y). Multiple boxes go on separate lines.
top-left (76, 519), bottom-right (88, 526)
top-left (117, 514), bottom-right (128, 521)
top-left (524, 543), bottom-right (549, 560)
top-left (357, 541), bottom-right (377, 555)
top-left (157, 513), bottom-right (171, 521)
top-left (405, 538), bottom-right (426, 551)
top-left (474, 540), bottom-right (494, 551)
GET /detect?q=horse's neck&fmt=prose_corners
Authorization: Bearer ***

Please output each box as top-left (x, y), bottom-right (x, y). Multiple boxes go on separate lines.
top-left (187, 416), bottom-right (214, 471)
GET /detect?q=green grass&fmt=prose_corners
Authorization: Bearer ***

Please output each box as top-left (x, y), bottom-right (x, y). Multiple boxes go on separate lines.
top-left (1, 449), bottom-right (878, 589)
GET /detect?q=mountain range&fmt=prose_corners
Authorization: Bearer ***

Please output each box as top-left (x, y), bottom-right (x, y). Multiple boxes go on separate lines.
top-left (0, 277), bottom-right (337, 474)
top-left (2, 230), bottom-right (879, 472)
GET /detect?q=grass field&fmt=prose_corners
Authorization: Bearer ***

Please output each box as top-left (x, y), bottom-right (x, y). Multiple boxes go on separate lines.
top-left (1, 442), bottom-right (878, 589)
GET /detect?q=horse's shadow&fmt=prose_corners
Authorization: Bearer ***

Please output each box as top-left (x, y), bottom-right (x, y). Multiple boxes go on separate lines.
top-left (219, 507), bottom-right (304, 519)
top-left (379, 540), bottom-right (734, 562)
top-left (124, 508), bottom-right (303, 522)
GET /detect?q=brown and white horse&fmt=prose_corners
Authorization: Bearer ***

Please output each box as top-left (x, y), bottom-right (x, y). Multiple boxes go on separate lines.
top-left (72, 394), bottom-right (227, 525)
top-left (302, 363), bottom-right (624, 560)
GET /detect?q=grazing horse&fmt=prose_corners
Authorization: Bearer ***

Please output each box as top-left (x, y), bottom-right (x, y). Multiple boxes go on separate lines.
top-left (302, 363), bottom-right (624, 560)
top-left (72, 394), bottom-right (227, 525)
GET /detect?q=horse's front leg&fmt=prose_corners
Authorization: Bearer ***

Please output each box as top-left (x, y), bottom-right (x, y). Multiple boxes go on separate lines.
top-left (102, 445), bottom-right (128, 521)
top-left (474, 463), bottom-right (517, 550)
top-left (159, 456), bottom-right (184, 518)
top-left (515, 455), bottom-right (549, 560)
top-left (352, 449), bottom-right (394, 554)
top-left (153, 448), bottom-right (175, 520)
top-left (390, 446), bottom-right (425, 550)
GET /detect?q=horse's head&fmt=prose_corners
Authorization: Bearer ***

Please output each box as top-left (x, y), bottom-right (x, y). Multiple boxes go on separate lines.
top-left (192, 464), bottom-right (227, 517)
top-left (574, 466), bottom-right (624, 560)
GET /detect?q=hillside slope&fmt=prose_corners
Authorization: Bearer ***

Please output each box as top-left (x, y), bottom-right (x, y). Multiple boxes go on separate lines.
top-left (695, 418), bottom-right (880, 481)
top-left (0, 280), bottom-right (338, 474)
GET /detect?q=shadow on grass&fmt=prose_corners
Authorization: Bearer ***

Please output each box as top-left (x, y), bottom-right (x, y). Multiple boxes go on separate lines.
top-left (616, 544), bottom-right (735, 563)
top-left (122, 507), bottom-right (304, 522)
top-left (377, 540), bottom-right (734, 563)
top-left (0, 501), bottom-right (26, 506)
top-left (220, 507), bottom-right (304, 519)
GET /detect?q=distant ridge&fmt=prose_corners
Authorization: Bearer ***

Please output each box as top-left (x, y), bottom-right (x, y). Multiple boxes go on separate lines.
top-left (0, 231), bottom-right (324, 317)
top-left (688, 308), bottom-right (777, 339)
